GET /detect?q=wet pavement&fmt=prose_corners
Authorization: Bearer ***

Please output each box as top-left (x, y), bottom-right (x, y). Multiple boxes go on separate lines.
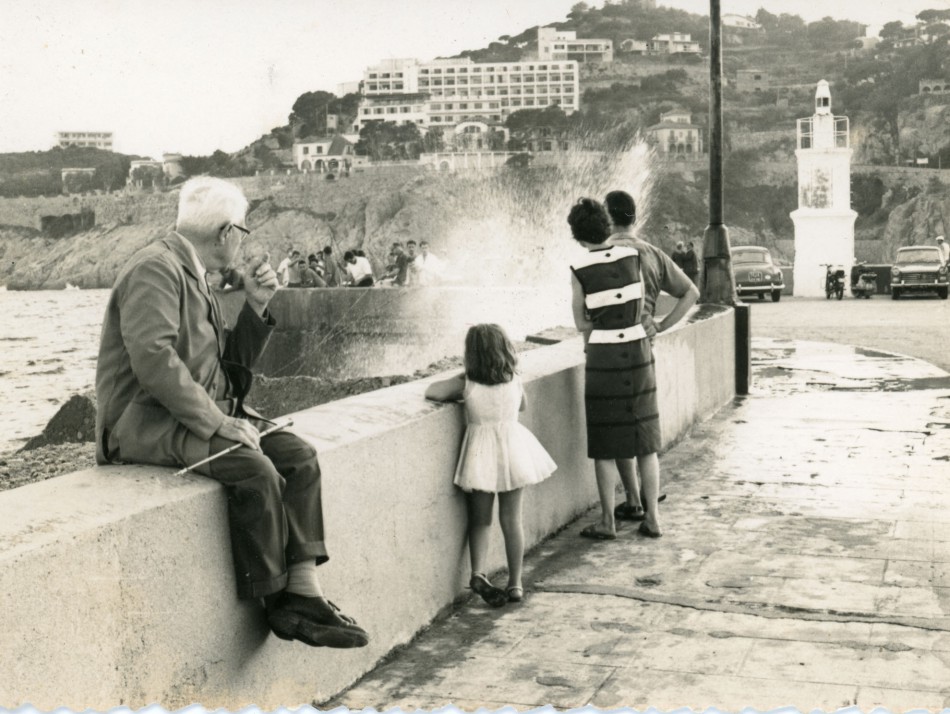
top-left (326, 338), bottom-right (950, 711)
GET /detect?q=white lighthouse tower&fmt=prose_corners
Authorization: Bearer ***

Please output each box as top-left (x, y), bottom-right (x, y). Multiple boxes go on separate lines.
top-left (790, 80), bottom-right (857, 297)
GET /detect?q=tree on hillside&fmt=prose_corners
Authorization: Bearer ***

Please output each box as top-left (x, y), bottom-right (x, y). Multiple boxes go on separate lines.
top-left (568, 2), bottom-right (589, 21)
top-left (422, 126), bottom-right (446, 153)
top-left (355, 121), bottom-right (423, 161)
top-left (289, 90), bottom-right (336, 137)
top-left (806, 17), bottom-right (865, 49)
top-left (918, 9), bottom-right (950, 23)
top-left (879, 21), bottom-right (904, 40)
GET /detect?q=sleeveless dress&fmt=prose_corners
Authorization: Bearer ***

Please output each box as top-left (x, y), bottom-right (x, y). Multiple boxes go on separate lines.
top-left (453, 376), bottom-right (557, 493)
top-left (570, 244), bottom-right (660, 459)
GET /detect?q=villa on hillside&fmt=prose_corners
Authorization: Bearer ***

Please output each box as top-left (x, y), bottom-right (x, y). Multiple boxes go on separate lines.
top-left (536, 27), bottom-right (613, 63)
top-left (722, 14), bottom-right (763, 45)
top-left (647, 33), bottom-right (701, 55)
top-left (292, 135), bottom-right (354, 173)
top-left (736, 69), bottom-right (769, 93)
top-left (919, 79), bottom-right (950, 94)
top-left (619, 38), bottom-right (649, 54)
top-left (646, 108), bottom-right (704, 157)
top-left (55, 131), bottom-right (114, 151)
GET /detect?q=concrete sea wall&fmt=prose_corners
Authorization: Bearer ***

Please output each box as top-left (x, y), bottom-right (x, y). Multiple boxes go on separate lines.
top-left (219, 286), bottom-right (574, 379)
top-left (0, 305), bottom-right (736, 709)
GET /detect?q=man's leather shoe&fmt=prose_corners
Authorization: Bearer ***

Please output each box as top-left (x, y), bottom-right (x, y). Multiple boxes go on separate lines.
top-left (266, 592), bottom-right (369, 648)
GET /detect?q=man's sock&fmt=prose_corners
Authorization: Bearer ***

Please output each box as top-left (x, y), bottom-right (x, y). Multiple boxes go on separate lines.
top-left (285, 560), bottom-right (324, 598)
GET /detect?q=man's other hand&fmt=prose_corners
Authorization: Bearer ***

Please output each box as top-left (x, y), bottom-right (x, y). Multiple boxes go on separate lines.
top-left (215, 416), bottom-right (261, 451)
top-left (245, 252), bottom-right (278, 315)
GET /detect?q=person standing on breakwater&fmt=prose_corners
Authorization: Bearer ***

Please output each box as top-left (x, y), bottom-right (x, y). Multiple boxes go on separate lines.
top-left (322, 246), bottom-right (344, 287)
top-left (344, 250), bottom-right (375, 287)
top-left (95, 176), bottom-right (368, 649)
top-left (567, 194), bottom-right (697, 540)
top-left (425, 324), bottom-right (556, 606)
top-left (683, 241), bottom-right (700, 286)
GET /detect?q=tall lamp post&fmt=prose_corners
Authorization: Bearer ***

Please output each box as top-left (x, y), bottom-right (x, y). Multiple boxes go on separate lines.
top-left (701, 0), bottom-right (737, 305)
top-left (702, 0), bottom-right (749, 393)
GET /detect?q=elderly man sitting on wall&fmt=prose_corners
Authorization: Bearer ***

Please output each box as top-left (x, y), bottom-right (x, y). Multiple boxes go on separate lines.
top-left (95, 176), bottom-right (368, 649)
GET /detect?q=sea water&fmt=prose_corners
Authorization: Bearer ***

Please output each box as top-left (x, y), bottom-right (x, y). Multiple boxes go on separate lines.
top-left (0, 287), bottom-right (109, 453)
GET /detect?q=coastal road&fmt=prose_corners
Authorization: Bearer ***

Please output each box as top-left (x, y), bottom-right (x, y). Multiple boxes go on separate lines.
top-left (745, 293), bottom-right (950, 373)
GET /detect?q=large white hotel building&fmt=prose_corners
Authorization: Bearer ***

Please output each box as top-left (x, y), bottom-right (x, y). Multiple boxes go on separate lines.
top-left (352, 56), bottom-right (580, 135)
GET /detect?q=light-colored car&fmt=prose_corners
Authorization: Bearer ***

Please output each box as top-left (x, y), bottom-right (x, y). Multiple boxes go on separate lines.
top-left (890, 246), bottom-right (948, 300)
top-left (731, 246), bottom-right (785, 302)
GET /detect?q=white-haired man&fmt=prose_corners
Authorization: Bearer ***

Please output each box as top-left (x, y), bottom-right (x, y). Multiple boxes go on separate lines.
top-left (95, 176), bottom-right (367, 649)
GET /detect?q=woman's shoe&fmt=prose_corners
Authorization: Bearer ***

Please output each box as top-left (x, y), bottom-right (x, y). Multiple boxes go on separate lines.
top-left (638, 522), bottom-right (663, 539)
top-left (470, 573), bottom-right (507, 608)
top-left (506, 586), bottom-right (524, 603)
top-left (614, 503), bottom-right (646, 521)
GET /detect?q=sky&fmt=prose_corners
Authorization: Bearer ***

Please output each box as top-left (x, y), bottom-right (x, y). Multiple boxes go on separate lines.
top-left (1, 0), bottom-right (948, 160)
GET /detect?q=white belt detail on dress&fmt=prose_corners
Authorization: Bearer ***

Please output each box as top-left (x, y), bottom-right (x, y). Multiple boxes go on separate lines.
top-left (588, 324), bottom-right (648, 344)
top-left (585, 282), bottom-right (643, 310)
top-left (570, 245), bottom-right (638, 270)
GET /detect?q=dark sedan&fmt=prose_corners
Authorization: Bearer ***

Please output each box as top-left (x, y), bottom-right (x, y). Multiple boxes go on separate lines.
top-left (732, 246), bottom-right (785, 302)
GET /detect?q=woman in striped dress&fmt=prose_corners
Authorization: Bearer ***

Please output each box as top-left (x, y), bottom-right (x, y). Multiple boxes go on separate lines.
top-left (567, 195), bottom-right (698, 539)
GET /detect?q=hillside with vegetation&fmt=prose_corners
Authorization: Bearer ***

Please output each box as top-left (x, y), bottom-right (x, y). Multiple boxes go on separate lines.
top-left (4, 1), bottom-right (950, 289)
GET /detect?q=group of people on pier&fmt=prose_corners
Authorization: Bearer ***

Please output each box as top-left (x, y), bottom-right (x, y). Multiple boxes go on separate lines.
top-left (94, 176), bottom-right (697, 649)
top-left (274, 239), bottom-right (447, 289)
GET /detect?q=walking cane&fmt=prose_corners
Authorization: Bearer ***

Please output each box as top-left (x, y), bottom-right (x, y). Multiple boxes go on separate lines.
top-left (172, 418), bottom-right (294, 477)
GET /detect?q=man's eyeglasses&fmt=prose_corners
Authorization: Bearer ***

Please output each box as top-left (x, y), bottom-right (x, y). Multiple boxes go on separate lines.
top-left (229, 224), bottom-right (251, 240)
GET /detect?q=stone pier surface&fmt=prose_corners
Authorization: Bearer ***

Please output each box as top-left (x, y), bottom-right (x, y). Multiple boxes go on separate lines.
top-left (330, 339), bottom-right (950, 711)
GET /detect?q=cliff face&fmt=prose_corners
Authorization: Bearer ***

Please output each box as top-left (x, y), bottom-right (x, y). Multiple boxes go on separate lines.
top-left (898, 98), bottom-right (950, 161)
top-left (3, 161), bottom-right (950, 290)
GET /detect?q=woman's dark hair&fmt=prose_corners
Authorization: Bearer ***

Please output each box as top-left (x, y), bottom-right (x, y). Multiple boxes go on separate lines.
top-left (464, 323), bottom-right (517, 386)
top-left (343, 250), bottom-right (355, 261)
top-left (567, 198), bottom-right (610, 245)
top-left (605, 190), bottom-right (637, 227)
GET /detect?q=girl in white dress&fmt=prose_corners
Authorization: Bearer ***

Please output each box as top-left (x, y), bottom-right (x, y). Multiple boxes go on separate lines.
top-left (425, 324), bottom-right (557, 607)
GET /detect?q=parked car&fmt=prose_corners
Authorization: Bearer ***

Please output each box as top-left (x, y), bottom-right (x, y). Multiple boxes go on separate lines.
top-left (890, 246), bottom-right (949, 300)
top-left (731, 246), bottom-right (785, 302)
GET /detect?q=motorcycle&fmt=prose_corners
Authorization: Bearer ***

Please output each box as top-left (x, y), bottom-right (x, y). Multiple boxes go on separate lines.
top-left (850, 263), bottom-right (877, 299)
top-left (823, 264), bottom-right (845, 300)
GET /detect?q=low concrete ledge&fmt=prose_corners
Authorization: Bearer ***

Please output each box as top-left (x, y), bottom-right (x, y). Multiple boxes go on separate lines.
top-left (0, 306), bottom-right (735, 709)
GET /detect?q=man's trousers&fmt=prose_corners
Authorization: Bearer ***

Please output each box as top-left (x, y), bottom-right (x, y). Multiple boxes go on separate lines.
top-left (196, 423), bottom-right (327, 600)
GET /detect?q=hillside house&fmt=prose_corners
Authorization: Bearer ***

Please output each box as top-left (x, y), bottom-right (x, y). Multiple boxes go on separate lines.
top-left (619, 39), bottom-right (649, 54)
top-left (647, 33), bottom-right (701, 55)
top-left (736, 69), bottom-right (769, 93)
top-left (55, 131), bottom-right (114, 151)
top-left (722, 14), bottom-right (763, 45)
top-left (537, 27), bottom-right (613, 63)
top-left (920, 79), bottom-right (950, 94)
top-left (293, 135), bottom-right (354, 172)
top-left (647, 109), bottom-right (704, 157)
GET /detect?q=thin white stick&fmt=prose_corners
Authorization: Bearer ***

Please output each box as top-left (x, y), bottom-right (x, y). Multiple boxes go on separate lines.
top-left (172, 418), bottom-right (294, 476)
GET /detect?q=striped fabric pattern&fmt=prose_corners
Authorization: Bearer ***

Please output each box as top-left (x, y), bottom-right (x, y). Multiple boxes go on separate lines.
top-left (571, 245), bottom-right (660, 458)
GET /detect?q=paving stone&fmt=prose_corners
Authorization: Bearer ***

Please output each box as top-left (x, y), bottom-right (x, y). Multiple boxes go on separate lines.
top-left (738, 638), bottom-right (950, 691)
top-left (591, 668), bottom-right (858, 711)
top-left (855, 685), bottom-right (950, 710)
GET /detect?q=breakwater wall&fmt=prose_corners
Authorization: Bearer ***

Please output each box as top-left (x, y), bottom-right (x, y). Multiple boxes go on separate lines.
top-left (219, 286), bottom-right (574, 379)
top-left (0, 305), bottom-right (736, 709)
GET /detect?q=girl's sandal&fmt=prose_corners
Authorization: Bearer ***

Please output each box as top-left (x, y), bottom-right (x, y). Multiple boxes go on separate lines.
top-left (506, 586), bottom-right (524, 603)
top-left (470, 573), bottom-right (507, 608)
